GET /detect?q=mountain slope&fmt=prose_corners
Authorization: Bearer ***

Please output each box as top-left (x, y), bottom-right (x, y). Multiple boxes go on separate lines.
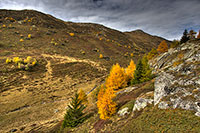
top-left (0, 9), bottom-right (172, 132)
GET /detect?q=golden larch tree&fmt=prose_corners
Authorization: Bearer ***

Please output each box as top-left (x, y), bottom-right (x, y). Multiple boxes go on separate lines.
top-left (125, 60), bottom-right (136, 80)
top-left (157, 40), bottom-right (168, 53)
top-left (105, 63), bottom-right (127, 90)
top-left (97, 87), bottom-right (116, 120)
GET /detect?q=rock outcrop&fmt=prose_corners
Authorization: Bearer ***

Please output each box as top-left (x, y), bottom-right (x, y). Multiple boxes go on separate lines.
top-left (150, 40), bottom-right (200, 116)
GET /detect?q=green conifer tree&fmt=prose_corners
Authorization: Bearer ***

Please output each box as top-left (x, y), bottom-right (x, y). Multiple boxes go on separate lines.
top-left (131, 56), bottom-right (152, 84)
top-left (62, 93), bottom-right (86, 129)
top-left (180, 29), bottom-right (189, 44)
top-left (140, 55), bottom-right (152, 82)
top-left (131, 59), bottom-right (143, 84)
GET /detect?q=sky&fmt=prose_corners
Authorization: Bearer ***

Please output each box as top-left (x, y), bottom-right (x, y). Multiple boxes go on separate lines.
top-left (0, 0), bottom-right (200, 40)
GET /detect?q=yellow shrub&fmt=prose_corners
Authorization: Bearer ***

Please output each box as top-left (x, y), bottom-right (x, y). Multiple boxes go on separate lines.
top-left (130, 53), bottom-right (134, 57)
top-left (81, 51), bottom-right (85, 55)
top-left (2, 25), bottom-right (6, 28)
top-left (105, 63), bottom-right (127, 90)
top-left (124, 52), bottom-right (129, 57)
top-left (24, 56), bottom-right (37, 66)
top-left (32, 61), bottom-right (36, 66)
top-left (13, 57), bottom-right (22, 64)
top-left (27, 56), bottom-right (32, 62)
top-left (99, 54), bottom-right (103, 59)
top-left (6, 58), bottom-right (12, 64)
top-left (20, 39), bottom-right (24, 42)
top-left (18, 63), bottom-right (21, 69)
top-left (5, 17), bottom-right (15, 22)
top-left (28, 34), bottom-right (32, 38)
top-left (69, 33), bottom-right (75, 36)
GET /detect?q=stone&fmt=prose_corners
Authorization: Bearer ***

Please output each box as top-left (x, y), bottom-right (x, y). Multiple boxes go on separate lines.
top-left (54, 109), bottom-right (59, 113)
top-left (196, 79), bottom-right (200, 85)
top-left (116, 86), bottom-right (137, 94)
top-left (154, 72), bottom-right (174, 105)
top-left (158, 101), bottom-right (169, 109)
top-left (10, 129), bottom-right (17, 132)
top-left (195, 112), bottom-right (200, 117)
top-left (133, 98), bottom-right (153, 112)
top-left (118, 107), bottom-right (129, 116)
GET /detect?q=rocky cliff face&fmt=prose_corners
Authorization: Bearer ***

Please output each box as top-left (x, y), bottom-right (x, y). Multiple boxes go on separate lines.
top-left (150, 40), bottom-right (200, 116)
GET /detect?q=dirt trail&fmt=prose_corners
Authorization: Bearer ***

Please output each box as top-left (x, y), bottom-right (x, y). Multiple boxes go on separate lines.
top-left (44, 60), bottom-right (53, 80)
top-left (42, 54), bottom-right (106, 71)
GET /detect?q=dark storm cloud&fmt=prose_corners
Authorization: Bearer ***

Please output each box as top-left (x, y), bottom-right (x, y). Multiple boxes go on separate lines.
top-left (0, 0), bottom-right (200, 40)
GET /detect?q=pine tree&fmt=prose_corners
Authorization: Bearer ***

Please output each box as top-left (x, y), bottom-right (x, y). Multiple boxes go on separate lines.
top-left (157, 40), bottom-right (168, 53)
top-left (131, 59), bottom-right (143, 84)
top-left (131, 56), bottom-right (152, 84)
top-left (62, 93), bottom-right (86, 128)
top-left (105, 63), bottom-right (127, 90)
top-left (180, 29), bottom-right (189, 44)
top-left (140, 55), bottom-right (152, 82)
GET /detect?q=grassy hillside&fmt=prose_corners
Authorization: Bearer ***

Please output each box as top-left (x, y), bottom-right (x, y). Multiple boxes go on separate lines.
top-left (0, 9), bottom-right (173, 132)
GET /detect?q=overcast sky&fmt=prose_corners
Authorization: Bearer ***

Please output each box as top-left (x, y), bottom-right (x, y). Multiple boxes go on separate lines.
top-left (0, 0), bottom-right (199, 40)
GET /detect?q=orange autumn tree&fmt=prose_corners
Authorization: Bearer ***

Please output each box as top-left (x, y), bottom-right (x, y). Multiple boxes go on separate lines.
top-left (197, 30), bottom-right (200, 39)
top-left (97, 86), bottom-right (116, 120)
top-left (125, 60), bottom-right (136, 81)
top-left (105, 63), bottom-right (127, 90)
top-left (157, 40), bottom-right (168, 54)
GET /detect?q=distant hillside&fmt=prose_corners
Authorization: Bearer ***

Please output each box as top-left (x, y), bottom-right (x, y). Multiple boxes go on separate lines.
top-left (125, 29), bottom-right (171, 52)
top-left (0, 9), bottom-right (171, 67)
